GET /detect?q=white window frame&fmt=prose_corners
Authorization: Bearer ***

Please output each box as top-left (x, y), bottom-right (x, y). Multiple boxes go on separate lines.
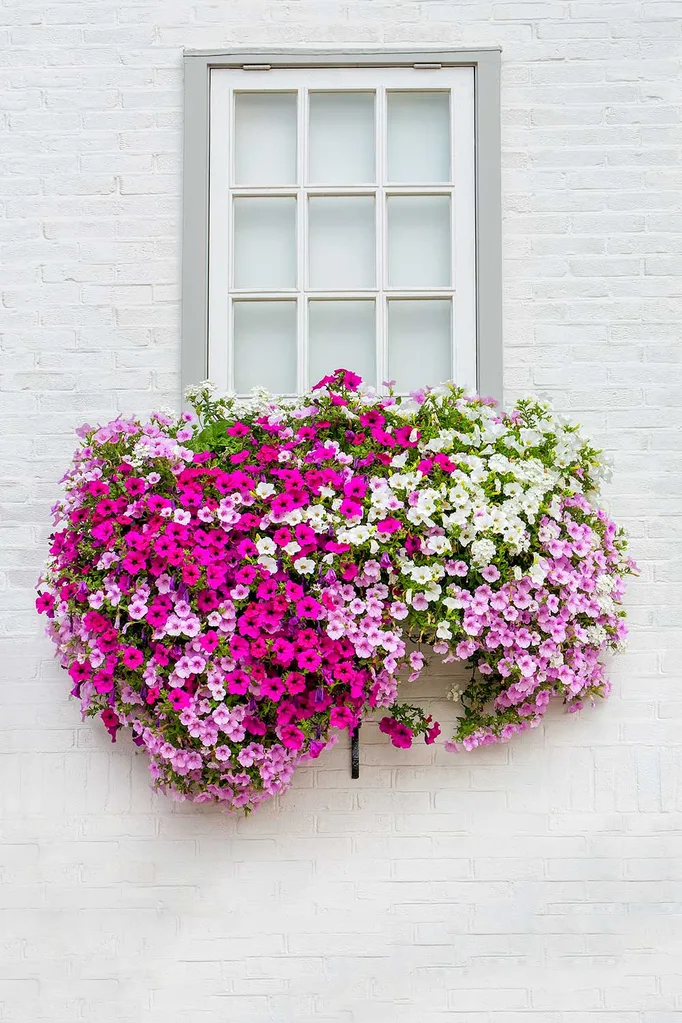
top-left (182, 49), bottom-right (502, 400)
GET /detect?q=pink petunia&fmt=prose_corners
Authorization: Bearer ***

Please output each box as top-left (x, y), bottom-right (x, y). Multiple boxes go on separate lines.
top-left (297, 649), bottom-right (322, 672)
top-left (261, 676), bottom-right (286, 702)
top-left (122, 646), bottom-right (144, 670)
top-left (168, 689), bottom-right (191, 711)
top-left (279, 724), bottom-right (305, 751)
top-left (35, 592), bottom-right (55, 616)
top-left (296, 597), bottom-right (323, 620)
top-left (340, 498), bottom-right (362, 519)
top-left (425, 720), bottom-right (441, 745)
top-left (376, 517), bottom-right (402, 534)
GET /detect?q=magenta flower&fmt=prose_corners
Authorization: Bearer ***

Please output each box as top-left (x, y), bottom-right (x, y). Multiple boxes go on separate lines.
top-left (35, 592), bottom-right (55, 616)
top-left (297, 649), bottom-right (322, 672)
top-left (122, 647), bottom-right (144, 670)
top-left (296, 597), bottom-right (322, 620)
top-left (339, 498), bottom-right (362, 519)
top-left (376, 517), bottom-right (402, 534)
top-left (425, 720), bottom-right (441, 744)
top-left (285, 672), bottom-right (307, 695)
top-left (168, 689), bottom-right (191, 711)
top-left (330, 706), bottom-right (355, 730)
top-left (279, 724), bottom-right (305, 751)
top-left (261, 677), bottom-right (286, 702)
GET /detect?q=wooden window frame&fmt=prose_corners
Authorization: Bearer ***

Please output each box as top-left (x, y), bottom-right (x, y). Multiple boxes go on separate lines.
top-left (182, 48), bottom-right (502, 401)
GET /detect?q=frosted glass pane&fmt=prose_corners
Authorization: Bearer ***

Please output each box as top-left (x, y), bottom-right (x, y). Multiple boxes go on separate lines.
top-left (309, 301), bottom-right (376, 386)
top-left (387, 92), bottom-right (451, 183)
top-left (308, 197), bottom-right (375, 289)
top-left (233, 301), bottom-right (297, 393)
top-left (387, 196), bottom-right (451, 288)
top-left (234, 92), bottom-right (297, 185)
top-left (233, 198), bottom-right (296, 290)
top-left (309, 92), bottom-right (375, 184)
top-left (388, 300), bottom-right (451, 392)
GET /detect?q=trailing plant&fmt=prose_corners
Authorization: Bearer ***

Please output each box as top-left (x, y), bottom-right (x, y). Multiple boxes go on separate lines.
top-left (37, 369), bottom-right (635, 812)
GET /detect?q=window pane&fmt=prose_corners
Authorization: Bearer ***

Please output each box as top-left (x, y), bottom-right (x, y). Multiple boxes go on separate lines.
top-left (233, 301), bottom-right (297, 393)
top-left (387, 92), bottom-right (450, 183)
top-left (309, 301), bottom-right (376, 386)
top-left (234, 92), bottom-right (297, 185)
top-left (387, 195), bottom-right (451, 288)
top-left (388, 300), bottom-right (451, 391)
top-left (309, 92), bottom-right (375, 184)
top-left (308, 196), bottom-right (375, 290)
top-left (233, 197), bottom-right (296, 290)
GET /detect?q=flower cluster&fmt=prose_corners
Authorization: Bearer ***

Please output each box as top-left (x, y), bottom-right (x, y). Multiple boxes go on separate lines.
top-left (37, 369), bottom-right (635, 811)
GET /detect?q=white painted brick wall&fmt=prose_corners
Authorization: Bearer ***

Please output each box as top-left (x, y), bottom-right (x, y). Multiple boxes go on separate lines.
top-left (1, 2), bottom-right (681, 1020)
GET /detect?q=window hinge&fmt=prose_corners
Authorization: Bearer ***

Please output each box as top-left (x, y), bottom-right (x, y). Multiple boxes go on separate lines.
top-left (413, 62), bottom-right (442, 70)
top-left (242, 63), bottom-right (272, 71)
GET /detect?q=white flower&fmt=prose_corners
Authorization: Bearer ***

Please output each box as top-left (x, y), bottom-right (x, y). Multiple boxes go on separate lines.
top-left (528, 556), bottom-right (549, 586)
top-left (294, 557), bottom-right (315, 575)
top-left (585, 624), bottom-right (608, 646)
top-left (424, 535), bottom-right (451, 555)
top-left (255, 482), bottom-right (275, 499)
top-left (407, 507), bottom-right (435, 526)
top-left (184, 379), bottom-right (214, 400)
top-left (520, 428), bottom-right (542, 447)
top-left (257, 555), bottom-right (278, 575)
top-left (256, 537), bottom-right (276, 557)
top-left (548, 496), bottom-right (562, 520)
top-left (449, 485), bottom-right (470, 507)
top-left (338, 525), bottom-right (371, 545)
top-left (470, 538), bottom-right (496, 565)
top-left (596, 593), bottom-right (615, 614)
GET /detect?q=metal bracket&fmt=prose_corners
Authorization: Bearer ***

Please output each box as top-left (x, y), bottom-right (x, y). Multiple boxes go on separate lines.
top-left (351, 724), bottom-right (360, 780)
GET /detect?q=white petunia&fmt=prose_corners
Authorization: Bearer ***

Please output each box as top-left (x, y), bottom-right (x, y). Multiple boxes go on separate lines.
top-left (470, 538), bottom-right (496, 565)
top-left (257, 555), bottom-right (278, 575)
top-left (256, 537), bottom-right (276, 556)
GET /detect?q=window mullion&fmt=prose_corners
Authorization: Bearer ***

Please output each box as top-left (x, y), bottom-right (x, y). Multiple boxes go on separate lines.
top-left (297, 86), bottom-right (308, 393)
top-left (376, 85), bottom-right (387, 392)
top-left (451, 69), bottom-right (477, 392)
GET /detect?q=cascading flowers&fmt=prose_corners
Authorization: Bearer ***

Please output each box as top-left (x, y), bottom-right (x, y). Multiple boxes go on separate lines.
top-left (37, 369), bottom-right (635, 812)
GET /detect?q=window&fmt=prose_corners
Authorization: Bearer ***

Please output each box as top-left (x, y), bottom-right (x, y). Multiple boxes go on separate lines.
top-left (182, 50), bottom-right (502, 399)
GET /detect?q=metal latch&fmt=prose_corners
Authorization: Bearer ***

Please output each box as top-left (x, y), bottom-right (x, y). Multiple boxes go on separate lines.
top-left (242, 64), bottom-right (272, 71)
top-left (413, 62), bottom-right (443, 69)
